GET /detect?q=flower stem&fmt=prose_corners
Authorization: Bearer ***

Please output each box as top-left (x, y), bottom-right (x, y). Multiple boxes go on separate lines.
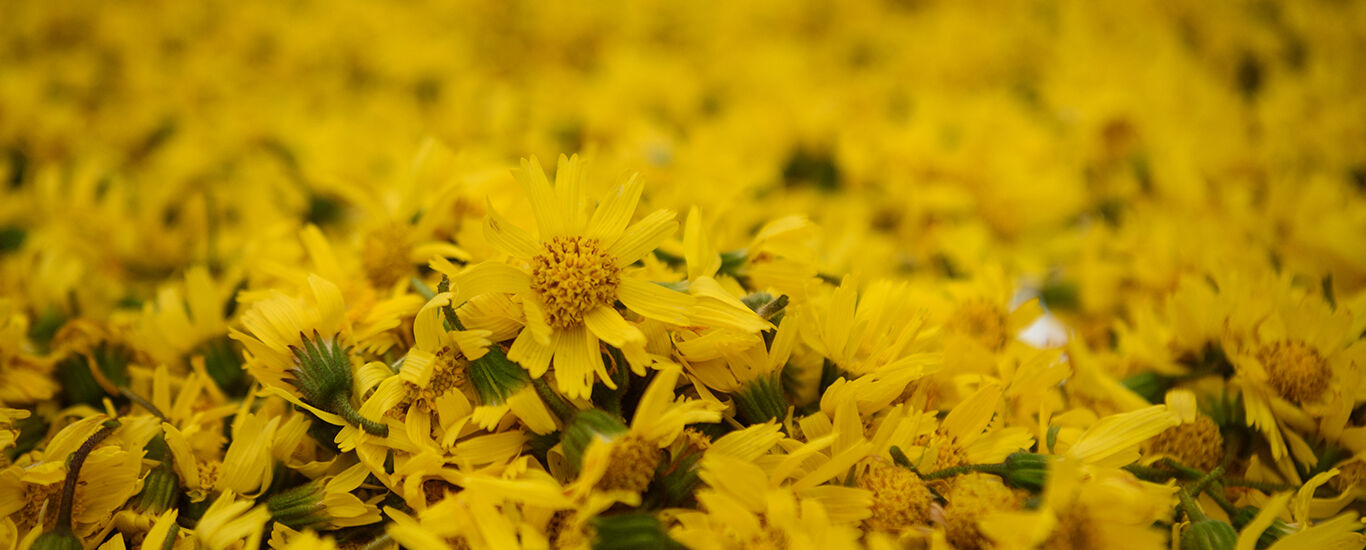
top-left (55, 420), bottom-right (120, 535)
top-left (1177, 488), bottom-right (1207, 523)
top-left (332, 394), bottom-right (388, 436)
top-left (1221, 478), bottom-right (1295, 492)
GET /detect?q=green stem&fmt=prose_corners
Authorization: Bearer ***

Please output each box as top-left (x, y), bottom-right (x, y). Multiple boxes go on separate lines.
top-left (1123, 464), bottom-right (1180, 482)
top-left (1178, 488), bottom-right (1207, 523)
top-left (332, 395), bottom-right (388, 436)
top-left (1188, 465), bottom-right (1225, 497)
top-left (119, 387), bottom-right (167, 420)
top-left (532, 377), bottom-right (578, 424)
top-left (1221, 478), bottom-right (1295, 492)
top-left (360, 534), bottom-right (394, 550)
top-left (56, 420), bottom-right (120, 534)
top-left (1206, 482), bottom-right (1239, 516)
top-left (889, 446), bottom-right (915, 470)
top-left (1158, 458), bottom-right (1206, 479)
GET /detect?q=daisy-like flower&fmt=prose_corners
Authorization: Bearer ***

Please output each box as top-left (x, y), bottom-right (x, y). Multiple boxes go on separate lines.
top-left (231, 274), bottom-right (390, 438)
top-left (981, 459), bottom-right (1175, 550)
top-left (563, 364), bottom-right (723, 494)
top-left (458, 154), bottom-right (696, 399)
top-left (1225, 274), bottom-right (1363, 461)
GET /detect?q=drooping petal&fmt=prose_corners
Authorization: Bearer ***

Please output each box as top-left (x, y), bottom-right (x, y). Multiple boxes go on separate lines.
top-left (508, 327), bottom-right (554, 378)
top-left (552, 325), bottom-right (609, 400)
top-left (583, 305), bottom-right (646, 348)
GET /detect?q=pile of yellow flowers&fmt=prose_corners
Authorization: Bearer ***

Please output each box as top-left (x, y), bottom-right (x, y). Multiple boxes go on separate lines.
top-left (3, 0), bottom-right (1366, 549)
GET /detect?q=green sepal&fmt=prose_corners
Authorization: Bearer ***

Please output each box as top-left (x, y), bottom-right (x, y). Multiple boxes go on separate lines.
top-left (1180, 519), bottom-right (1237, 550)
top-left (133, 462), bottom-right (180, 514)
top-left (1231, 507), bottom-right (1294, 549)
top-left (1001, 451), bottom-right (1052, 492)
top-left (289, 332), bottom-right (387, 436)
top-left (590, 513), bottom-right (686, 550)
top-left (198, 335), bottom-right (245, 395)
top-left (469, 346), bottom-right (531, 406)
top-left (733, 373), bottom-right (786, 425)
top-left (288, 331), bottom-right (353, 407)
top-left (562, 409), bottom-right (629, 473)
top-left (31, 533), bottom-right (82, 550)
top-left (267, 480), bottom-right (328, 529)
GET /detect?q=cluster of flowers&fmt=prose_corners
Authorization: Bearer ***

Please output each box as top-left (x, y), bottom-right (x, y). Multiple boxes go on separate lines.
top-left (3, 0), bottom-right (1366, 549)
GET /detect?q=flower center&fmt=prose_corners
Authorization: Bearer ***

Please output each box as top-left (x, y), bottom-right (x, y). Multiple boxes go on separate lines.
top-left (1148, 415), bottom-right (1223, 471)
top-left (944, 473), bottom-right (1026, 550)
top-left (914, 427), bottom-right (969, 471)
top-left (530, 236), bottom-right (620, 328)
top-left (1042, 505), bottom-right (1100, 550)
top-left (596, 434), bottom-right (660, 493)
top-left (409, 346), bottom-right (469, 405)
top-left (362, 224), bottom-right (413, 289)
top-left (18, 482), bottom-right (63, 532)
top-left (199, 459), bottom-right (221, 490)
top-left (947, 300), bottom-right (1009, 351)
top-left (859, 461), bottom-right (935, 532)
top-left (1258, 339), bottom-right (1330, 403)
top-left (1330, 461), bottom-right (1365, 493)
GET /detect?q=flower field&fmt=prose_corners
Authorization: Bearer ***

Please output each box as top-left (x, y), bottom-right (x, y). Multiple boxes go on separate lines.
top-left (2, 1), bottom-right (1365, 549)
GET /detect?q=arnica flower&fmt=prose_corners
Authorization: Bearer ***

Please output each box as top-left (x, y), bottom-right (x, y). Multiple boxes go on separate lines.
top-left (232, 274), bottom-right (389, 437)
top-left (0, 415), bottom-right (144, 541)
top-left (1225, 274), bottom-right (1363, 461)
top-left (564, 365), bottom-right (722, 493)
top-left (266, 462), bottom-right (380, 530)
top-left (982, 459), bottom-right (1176, 550)
top-left (1145, 389), bottom-right (1224, 471)
top-left (455, 154), bottom-right (696, 399)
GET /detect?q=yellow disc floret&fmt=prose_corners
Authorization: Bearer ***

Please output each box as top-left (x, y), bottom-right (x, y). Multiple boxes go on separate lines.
top-left (596, 434), bottom-right (661, 493)
top-left (1148, 415), bottom-right (1223, 471)
top-left (944, 473), bottom-right (1026, 550)
top-left (858, 461), bottom-right (935, 532)
top-left (947, 300), bottom-right (1010, 352)
top-left (530, 236), bottom-right (621, 328)
top-left (1259, 340), bottom-right (1330, 404)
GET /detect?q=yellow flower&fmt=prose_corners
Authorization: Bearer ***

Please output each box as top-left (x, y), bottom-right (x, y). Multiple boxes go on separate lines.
top-left (457, 154), bottom-right (696, 399)
top-left (190, 491), bottom-right (270, 550)
top-left (232, 274), bottom-right (390, 438)
top-left (569, 365), bottom-right (723, 494)
top-left (982, 459), bottom-right (1174, 550)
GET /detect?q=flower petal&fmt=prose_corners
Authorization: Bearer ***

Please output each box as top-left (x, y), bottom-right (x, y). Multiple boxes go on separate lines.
top-left (508, 328), bottom-right (554, 378)
top-left (583, 305), bottom-right (645, 348)
top-left (513, 156), bottom-right (564, 239)
top-left (484, 199), bottom-right (544, 259)
top-left (607, 209), bottom-right (678, 267)
top-left (618, 278), bottom-right (694, 326)
top-left (585, 174), bottom-right (643, 248)
top-left (552, 325), bottom-right (608, 399)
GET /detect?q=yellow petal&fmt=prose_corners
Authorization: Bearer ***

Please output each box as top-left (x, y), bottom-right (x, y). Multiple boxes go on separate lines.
top-left (607, 209), bottom-right (678, 267)
top-left (583, 305), bottom-right (645, 348)
top-left (1066, 405), bottom-right (1179, 467)
top-left (586, 174), bottom-right (643, 247)
top-left (513, 156), bottom-right (565, 239)
top-left (508, 327), bottom-right (554, 378)
top-left (618, 277), bottom-right (694, 326)
top-left (449, 262), bottom-right (532, 306)
top-left (684, 206), bottom-right (722, 279)
top-left (484, 199), bottom-right (544, 259)
top-left (552, 325), bottom-right (607, 400)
